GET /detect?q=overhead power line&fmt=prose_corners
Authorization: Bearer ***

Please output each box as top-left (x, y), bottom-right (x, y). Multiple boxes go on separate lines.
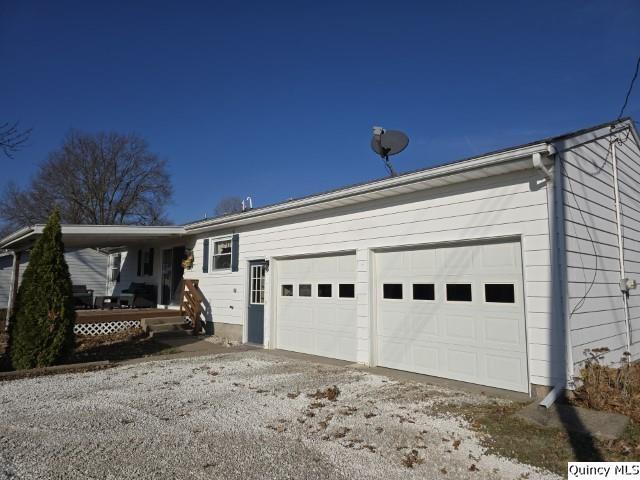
top-left (617, 55), bottom-right (640, 119)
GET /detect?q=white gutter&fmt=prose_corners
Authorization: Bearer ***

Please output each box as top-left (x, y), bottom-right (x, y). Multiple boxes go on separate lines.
top-left (611, 141), bottom-right (632, 357)
top-left (0, 226), bottom-right (34, 250)
top-left (0, 224), bottom-right (186, 250)
top-left (186, 143), bottom-right (550, 233)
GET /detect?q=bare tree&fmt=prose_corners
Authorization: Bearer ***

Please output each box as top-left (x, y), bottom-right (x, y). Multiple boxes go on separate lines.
top-left (0, 130), bottom-right (173, 232)
top-left (0, 122), bottom-right (31, 158)
top-left (214, 196), bottom-right (243, 217)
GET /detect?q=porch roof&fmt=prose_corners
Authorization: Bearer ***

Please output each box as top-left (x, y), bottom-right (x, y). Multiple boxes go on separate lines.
top-left (0, 224), bottom-right (187, 250)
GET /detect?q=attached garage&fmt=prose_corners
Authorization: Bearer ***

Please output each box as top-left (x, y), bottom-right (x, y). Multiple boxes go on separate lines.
top-left (275, 253), bottom-right (358, 362)
top-left (374, 239), bottom-right (528, 392)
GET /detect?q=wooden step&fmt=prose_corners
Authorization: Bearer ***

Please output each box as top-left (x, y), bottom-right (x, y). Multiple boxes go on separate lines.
top-left (140, 316), bottom-right (187, 333)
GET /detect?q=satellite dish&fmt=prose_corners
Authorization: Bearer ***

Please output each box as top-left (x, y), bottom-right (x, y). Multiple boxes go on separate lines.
top-left (371, 127), bottom-right (409, 177)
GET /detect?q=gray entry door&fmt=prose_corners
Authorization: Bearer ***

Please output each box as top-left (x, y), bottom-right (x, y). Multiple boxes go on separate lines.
top-left (247, 261), bottom-right (266, 344)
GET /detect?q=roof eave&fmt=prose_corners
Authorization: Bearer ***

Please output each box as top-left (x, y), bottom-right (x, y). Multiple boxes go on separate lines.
top-left (185, 141), bottom-right (550, 234)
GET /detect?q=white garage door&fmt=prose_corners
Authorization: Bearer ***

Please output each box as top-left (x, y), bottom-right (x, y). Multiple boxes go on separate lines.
top-left (275, 253), bottom-right (358, 362)
top-left (375, 240), bottom-right (528, 392)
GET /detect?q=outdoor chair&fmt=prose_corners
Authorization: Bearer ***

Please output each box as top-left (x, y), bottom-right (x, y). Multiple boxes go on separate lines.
top-left (121, 282), bottom-right (157, 308)
top-left (72, 285), bottom-right (94, 309)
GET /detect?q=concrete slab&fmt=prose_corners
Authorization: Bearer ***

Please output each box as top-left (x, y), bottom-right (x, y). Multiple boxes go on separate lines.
top-left (262, 349), bottom-right (355, 367)
top-left (117, 343), bottom-right (257, 366)
top-left (262, 350), bottom-right (529, 402)
top-left (360, 365), bottom-right (531, 402)
top-left (514, 401), bottom-right (630, 441)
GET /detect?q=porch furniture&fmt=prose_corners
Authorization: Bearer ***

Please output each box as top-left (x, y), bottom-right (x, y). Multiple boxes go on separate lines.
top-left (118, 293), bottom-right (135, 308)
top-left (72, 285), bottom-right (94, 309)
top-left (121, 283), bottom-right (157, 308)
top-left (94, 295), bottom-right (119, 310)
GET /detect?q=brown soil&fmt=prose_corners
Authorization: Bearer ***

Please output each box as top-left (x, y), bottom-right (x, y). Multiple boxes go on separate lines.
top-left (68, 328), bottom-right (180, 363)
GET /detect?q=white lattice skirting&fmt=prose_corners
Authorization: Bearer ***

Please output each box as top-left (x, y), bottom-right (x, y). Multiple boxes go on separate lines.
top-left (74, 320), bottom-right (141, 336)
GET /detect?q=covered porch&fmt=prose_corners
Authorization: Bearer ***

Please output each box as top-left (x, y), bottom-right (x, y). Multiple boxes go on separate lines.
top-left (0, 225), bottom-right (205, 332)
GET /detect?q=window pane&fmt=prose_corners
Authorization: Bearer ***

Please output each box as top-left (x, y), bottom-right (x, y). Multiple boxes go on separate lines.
top-left (214, 240), bottom-right (232, 255)
top-left (383, 284), bottom-right (403, 299)
top-left (214, 254), bottom-right (231, 269)
top-left (318, 284), bottom-right (332, 297)
top-left (339, 284), bottom-right (355, 298)
top-left (413, 283), bottom-right (435, 300)
top-left (281, 285), bottom-right (293, 296)
top-left (485, 284), bottom-right (515, 303)
top-left (446, 284), bottom-right (472, 302)
top-left (299, 284), bottom-right (312, 297)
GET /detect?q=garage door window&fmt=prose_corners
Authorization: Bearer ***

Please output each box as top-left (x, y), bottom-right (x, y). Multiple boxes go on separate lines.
top-left (383, 284), bottom-right (403, 299)
top-left (318, 284), bottom-right (332, 297)
top-left (446, 284), bottom-right (472, 302)
top-left (299, 284), bottom-right (312, 297)
top-left (413, 283), bottom-right (435, 301)
top-left (281, 285), bottom-right (293, 296)
top-left (339, 284), bottom-right (355, 298)
top-left (485, 284), bottom-right (515, 303)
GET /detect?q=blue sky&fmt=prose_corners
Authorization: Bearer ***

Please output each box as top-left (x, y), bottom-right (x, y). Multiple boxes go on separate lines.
top-left (1, 0), bottom-right (639, 224)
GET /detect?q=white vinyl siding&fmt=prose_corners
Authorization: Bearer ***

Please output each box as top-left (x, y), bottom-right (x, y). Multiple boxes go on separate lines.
top-left (558, 123), bottom-right (640, 371)
top-left (188, 168), bottom-right (553, 385)
top-left (0, 255), bottom-right (12, 307)
top-left (0, 249), bottom-right (108, 308)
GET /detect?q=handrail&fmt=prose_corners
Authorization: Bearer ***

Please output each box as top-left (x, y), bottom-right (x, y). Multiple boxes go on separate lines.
top-left (181, 279), bottom-right (205, 334)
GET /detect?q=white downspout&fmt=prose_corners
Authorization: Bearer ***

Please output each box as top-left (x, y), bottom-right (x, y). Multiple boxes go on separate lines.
top-left (539, 144), bottom-right (575, 408)
top-left (611, 141), bottom-right (632, 357)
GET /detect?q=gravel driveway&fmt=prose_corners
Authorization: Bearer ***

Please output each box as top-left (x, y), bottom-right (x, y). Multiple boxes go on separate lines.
top-left (0, 350), bottom-right (559, 479)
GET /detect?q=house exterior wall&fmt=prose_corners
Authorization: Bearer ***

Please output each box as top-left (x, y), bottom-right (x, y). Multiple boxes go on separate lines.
top-left (0, 249), bottom-right (108, 308)
top-left (187, 168), bottom-right (557, 387)
top-left (556, 121), bottom-right (640, 373)
top-left (112, 241), bottom-right (191, 306)
top-left (0, 255), bottom-right (12, 308)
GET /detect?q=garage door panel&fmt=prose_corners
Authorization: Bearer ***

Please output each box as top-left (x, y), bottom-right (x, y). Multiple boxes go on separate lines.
top-left (378, 338), bottom-right (411, 367)
top-left (276, 253), bottom-right (358, 362)
top-left (480, 242), bottom-right (519, 269)
top-left (317, 305), bottom-right (357, 333)
top-left (439, 245), bottom-right (473, 270)
top-left (410, 249), bottom-right (437, 274)
top-left (446, 349), bottom-right (480, 377)
top-left (376, 240), bottom-right (529, 393)
top-left (277, 327), bottom-right (314, 354)
top-left (444, 314), bottom-right (477, 342)
top-left (279, 303), bottom-right (314, 328)
top-left (484, 314), bottom-right (525, 348)
top-left (411, 344), bottom-right (440, 371)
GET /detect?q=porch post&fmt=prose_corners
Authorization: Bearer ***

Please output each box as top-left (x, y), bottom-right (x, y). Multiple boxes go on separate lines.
top-left (5, 250), bottom-right (21, 331)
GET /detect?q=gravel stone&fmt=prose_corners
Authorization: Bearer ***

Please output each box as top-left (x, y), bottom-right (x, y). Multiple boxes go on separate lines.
top-left (0, 351), bottom-right (560, 479)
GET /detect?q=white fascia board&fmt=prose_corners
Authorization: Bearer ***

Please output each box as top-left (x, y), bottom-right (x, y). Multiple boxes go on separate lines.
top-left (0, 226), bottom-right (37, 249)
top-left (185, 142), bottom-right (549, 234)
top-left (57, 225), bottom-right (186, 235)
top-left (0, 224), bottom-right (186, 249)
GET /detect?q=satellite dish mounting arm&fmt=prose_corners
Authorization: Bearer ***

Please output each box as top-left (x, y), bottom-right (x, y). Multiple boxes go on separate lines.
top-left (372, 127), bottom-right (398, 177)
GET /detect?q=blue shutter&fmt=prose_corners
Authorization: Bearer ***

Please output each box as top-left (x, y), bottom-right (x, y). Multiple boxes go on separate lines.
top-left (202, 239), bottom-right (209, 273)
top-left (231, 234), bottom-right (239, 272)
top-left (137, 249), bottom-right (142, 276)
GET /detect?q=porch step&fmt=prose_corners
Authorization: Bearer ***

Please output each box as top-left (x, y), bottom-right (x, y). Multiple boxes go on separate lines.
top-left (150, 328), bottom-right (196, 339)
top-left (140, 316), bottom-right (187, 332)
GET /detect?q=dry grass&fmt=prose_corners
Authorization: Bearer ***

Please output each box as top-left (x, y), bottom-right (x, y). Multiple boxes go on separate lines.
top-left (572, 350), bottom-right (640, 423)
top-left (433, 402), bottom-right (640, 475)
